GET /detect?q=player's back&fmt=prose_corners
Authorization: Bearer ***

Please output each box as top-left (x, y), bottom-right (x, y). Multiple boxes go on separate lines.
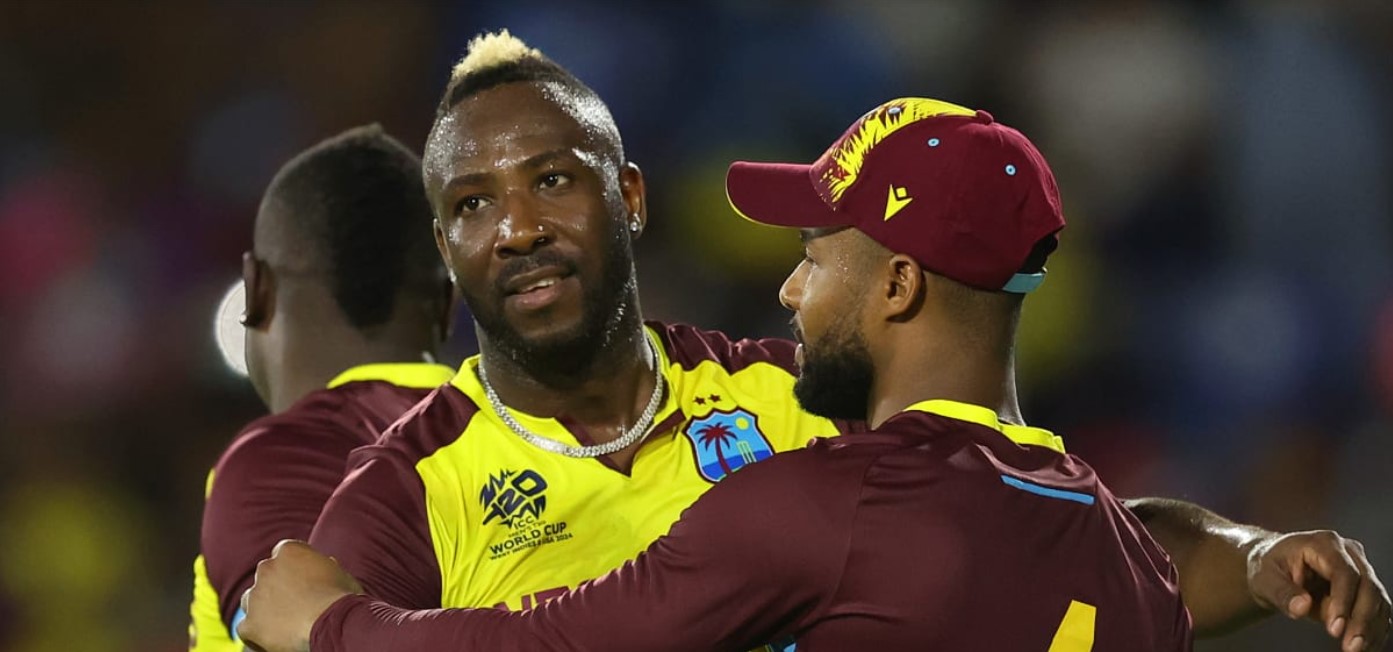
top-left (190, 363), bottom-right (453, 651)
top-left (792, 401), bottom-right (1191, 650)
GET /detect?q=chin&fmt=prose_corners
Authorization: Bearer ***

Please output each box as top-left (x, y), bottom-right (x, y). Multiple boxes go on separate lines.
top-left (793, 340), bottom-right (875, 422)
top-left (486, 309), bottom-right (613, 374)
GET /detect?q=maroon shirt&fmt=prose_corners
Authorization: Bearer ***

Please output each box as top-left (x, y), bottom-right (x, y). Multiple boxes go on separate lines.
top-left (309, 406), bottom-right (1192, 651)
top-left (200, 370), bottom-right (448, 629)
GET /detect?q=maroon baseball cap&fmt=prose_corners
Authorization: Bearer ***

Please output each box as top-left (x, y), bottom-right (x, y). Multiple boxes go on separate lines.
top-left (726, 98), bottom-right (1064, 293)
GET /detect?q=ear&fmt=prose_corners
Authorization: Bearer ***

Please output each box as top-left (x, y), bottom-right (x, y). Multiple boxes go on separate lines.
top-left (433, 218), bottom-right (460, 283)
top-left (881, 253), bottom-right (924, 323)
top-left (619, 161), bottom-right (647, 237)
top-left (435, 276), bottom-right (458, 345)
top-left (241, 251), bottom-right (274, 329)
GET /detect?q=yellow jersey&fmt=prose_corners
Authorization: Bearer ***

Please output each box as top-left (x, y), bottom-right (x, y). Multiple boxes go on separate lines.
top-left (309, 323), bottom-right (842, 614)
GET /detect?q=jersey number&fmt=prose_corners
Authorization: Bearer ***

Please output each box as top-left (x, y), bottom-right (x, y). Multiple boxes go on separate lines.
top-left (1046, 600), bottom-right (1096, 652)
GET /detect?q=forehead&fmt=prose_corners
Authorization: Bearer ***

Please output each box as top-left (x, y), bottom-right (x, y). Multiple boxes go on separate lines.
top-left (802, 226), bottom-right (858, 250)
top-left (424, 82), bottom-right (602, 181)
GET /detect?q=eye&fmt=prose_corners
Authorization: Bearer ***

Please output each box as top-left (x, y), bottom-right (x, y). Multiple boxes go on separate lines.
top-left (455, 195), bottom-right (491, 216)
top-left (539, 172), bottom-right (572, 189)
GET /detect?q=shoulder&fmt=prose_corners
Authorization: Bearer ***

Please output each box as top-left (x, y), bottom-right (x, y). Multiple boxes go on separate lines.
top-left (650, 321), bottom-right (798, 375)
top-left (663, 444), bottom-right (876, 580)
top-left (211, 404), bottom-right (357, 482)
top-left (866, 413), bottom-right (1100, 504)
top-left (325, 381), bottom-right (441, 426)
top-left (348, 384), bottom-right (485, 468)
top-left (691, 443), bottom-right (878, 521)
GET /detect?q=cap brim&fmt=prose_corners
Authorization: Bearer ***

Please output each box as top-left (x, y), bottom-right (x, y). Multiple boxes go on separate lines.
top-left (725, 161), bottom-right (847, 230)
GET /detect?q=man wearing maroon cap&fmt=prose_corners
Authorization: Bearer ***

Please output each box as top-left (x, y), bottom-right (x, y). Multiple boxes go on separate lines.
top-left (236, 97), bottom-right (1202, 651)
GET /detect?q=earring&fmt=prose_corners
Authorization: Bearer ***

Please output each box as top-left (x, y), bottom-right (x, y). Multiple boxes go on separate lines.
top-left (629, 215), bottom-right (641, 233)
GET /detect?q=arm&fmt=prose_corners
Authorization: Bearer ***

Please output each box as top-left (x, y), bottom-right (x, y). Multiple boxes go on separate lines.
top-left (308, 447), bottom-right (443, 609)
top-left (1127, 497), bottom-right (1390, 650)
top-left (241, 452), bottom-right (853, 652)
top-left (200, 423), bottom-right (359, 636)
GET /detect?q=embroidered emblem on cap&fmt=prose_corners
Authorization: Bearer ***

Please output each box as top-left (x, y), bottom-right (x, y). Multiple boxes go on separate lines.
top-left (885, 185), bottom-right (913, 221)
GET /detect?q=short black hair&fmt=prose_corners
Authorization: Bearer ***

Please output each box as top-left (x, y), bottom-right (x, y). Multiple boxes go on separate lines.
top-left (260, 124), bottom-right (443, 331)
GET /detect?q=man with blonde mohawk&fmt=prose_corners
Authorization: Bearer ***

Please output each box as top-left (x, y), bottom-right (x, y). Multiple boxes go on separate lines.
top-left (241, 31), bottom-right (1388, 652)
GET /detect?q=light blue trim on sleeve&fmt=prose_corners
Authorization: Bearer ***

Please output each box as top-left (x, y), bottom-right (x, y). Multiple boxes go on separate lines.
top-left (1000, 474), bottom-right (1095, 505)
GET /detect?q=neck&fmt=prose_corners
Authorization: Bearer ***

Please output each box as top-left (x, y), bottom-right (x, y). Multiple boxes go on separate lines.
top-left (269, 318), bottom-right (434, 414)
top-left (865, 328), bottom-right (1021, 429)
top-left (478, 317), bottom-right (657, 438)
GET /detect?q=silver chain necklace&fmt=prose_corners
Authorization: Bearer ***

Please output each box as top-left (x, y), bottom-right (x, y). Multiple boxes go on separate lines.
top-left (477, 336), bottom-right (665, 458)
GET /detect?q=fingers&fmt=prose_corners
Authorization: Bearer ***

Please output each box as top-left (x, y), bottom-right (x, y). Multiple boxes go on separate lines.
top-left (271, 538), bottom-right (310, 558)
top-left (238, 561), bottom-right (269, 643)
top-left (1302, 533), bottom-right (1360, 636)
top-left (239, 544), bottom-right (293, 647)
top-left (237, 587), bottom-right (257, 645)
top-left (1340, 541), bottom-right (1392, 652)
top-left (1250, 550), bottom-right (1313, 619)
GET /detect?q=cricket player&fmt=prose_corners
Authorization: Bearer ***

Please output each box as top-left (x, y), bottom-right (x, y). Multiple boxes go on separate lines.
top-left (188, 126), bottom-right (455, 651)
top-left (242, 32), bottom-right (1389, 652)
top-left (240, 96), bottom-right (1200, 651)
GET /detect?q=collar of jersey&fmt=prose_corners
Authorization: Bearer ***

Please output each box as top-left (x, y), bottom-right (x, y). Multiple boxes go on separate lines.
top-left (449, 326), bottom-right (682, 437)
top-left (326, 362), bottom-right (456, 390)
top-left (901, 399), bottom-right (1065, 453)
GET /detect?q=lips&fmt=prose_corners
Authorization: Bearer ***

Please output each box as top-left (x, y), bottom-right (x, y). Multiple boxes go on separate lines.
top-left (503, 265), bottom-right (572, 296)
top-left (515, 276), bottom-right (560, 294)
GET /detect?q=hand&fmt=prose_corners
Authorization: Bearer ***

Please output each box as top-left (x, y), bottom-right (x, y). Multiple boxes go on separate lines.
top-left (1248, 530), bottom-right (1390, 652)
top-left (237, 539), bottom-right (364, 652)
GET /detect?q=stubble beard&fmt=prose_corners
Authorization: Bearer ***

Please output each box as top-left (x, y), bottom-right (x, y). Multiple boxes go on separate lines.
top-left (464, 221), bottom-right (640, 382)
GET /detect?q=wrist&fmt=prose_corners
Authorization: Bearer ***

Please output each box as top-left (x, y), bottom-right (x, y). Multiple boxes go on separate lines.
top-left (309, 594), bottom-right (371, 652)
top-left (1241, 530), bottom-right (1285, 612)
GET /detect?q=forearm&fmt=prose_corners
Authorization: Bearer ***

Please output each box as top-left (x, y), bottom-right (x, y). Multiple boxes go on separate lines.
top-left (310, 595), bottom-right (553, 652)
top-left (1126, 497), bottom-right (1273, 635)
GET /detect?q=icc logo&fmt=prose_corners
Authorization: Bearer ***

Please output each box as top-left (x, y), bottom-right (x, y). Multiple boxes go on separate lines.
top-left (681, 408), bottom-right (774, 483)
top-left (480, 469), bottom-right (548, 528)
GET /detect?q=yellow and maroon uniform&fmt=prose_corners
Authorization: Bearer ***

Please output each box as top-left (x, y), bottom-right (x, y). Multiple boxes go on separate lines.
top-left (309, 323), bottom-right (841, 618)
top-left (311, 400), bottom-right (1191, 651)
top-left (187, 363), bottom-right (453, 652)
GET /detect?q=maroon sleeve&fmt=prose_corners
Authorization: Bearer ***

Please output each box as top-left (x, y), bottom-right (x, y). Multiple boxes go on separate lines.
top-left (202, 419), bottom-right (362, 627)
top-left (309, 450), bottom-right (864, 652)
top-left (309, 445), bottom-right (442, 609)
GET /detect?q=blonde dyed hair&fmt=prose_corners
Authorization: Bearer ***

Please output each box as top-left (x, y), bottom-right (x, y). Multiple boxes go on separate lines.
top-left (430, 28), bottom-right (625, 168)
top-left (451, 29), bottom-right (543, 83)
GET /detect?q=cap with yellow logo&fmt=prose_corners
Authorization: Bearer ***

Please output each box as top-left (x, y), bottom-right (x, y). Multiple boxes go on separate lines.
top-left (725, 97), bottom-right (1065, 293)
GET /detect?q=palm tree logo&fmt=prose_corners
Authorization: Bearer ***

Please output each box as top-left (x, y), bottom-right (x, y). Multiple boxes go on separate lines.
top-left (696, 422), bottom-right (738, 477)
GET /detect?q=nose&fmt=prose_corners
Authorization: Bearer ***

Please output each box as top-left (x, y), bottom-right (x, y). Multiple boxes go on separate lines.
top-left (778, 261), bottom-right (807, 311)
top-left (495, 196), bottom-right (551, 257)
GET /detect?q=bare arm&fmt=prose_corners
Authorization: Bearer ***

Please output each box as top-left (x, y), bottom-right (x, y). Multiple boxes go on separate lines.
top-left (1127, 497), bottom-right (1390, 651)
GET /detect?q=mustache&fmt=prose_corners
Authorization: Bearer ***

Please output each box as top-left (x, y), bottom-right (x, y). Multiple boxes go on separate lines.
top-left (494, 249), bottom-right (579, 295)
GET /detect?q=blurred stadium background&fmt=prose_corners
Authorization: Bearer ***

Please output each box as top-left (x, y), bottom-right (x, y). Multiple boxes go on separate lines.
top-left (0, 1), bottom-right (1390, 650)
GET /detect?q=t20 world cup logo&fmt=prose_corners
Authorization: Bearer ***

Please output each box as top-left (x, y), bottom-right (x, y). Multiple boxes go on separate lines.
top-left (480, 469), bottom-right (548, 528)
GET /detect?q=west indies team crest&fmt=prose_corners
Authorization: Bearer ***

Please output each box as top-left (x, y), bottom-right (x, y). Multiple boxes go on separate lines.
top-left (682, 407), bottom-right (775, 483)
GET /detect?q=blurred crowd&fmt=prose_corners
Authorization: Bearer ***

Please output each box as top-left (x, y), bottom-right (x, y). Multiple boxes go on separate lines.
top-left (0, 1), bottom-right (1390, 650)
